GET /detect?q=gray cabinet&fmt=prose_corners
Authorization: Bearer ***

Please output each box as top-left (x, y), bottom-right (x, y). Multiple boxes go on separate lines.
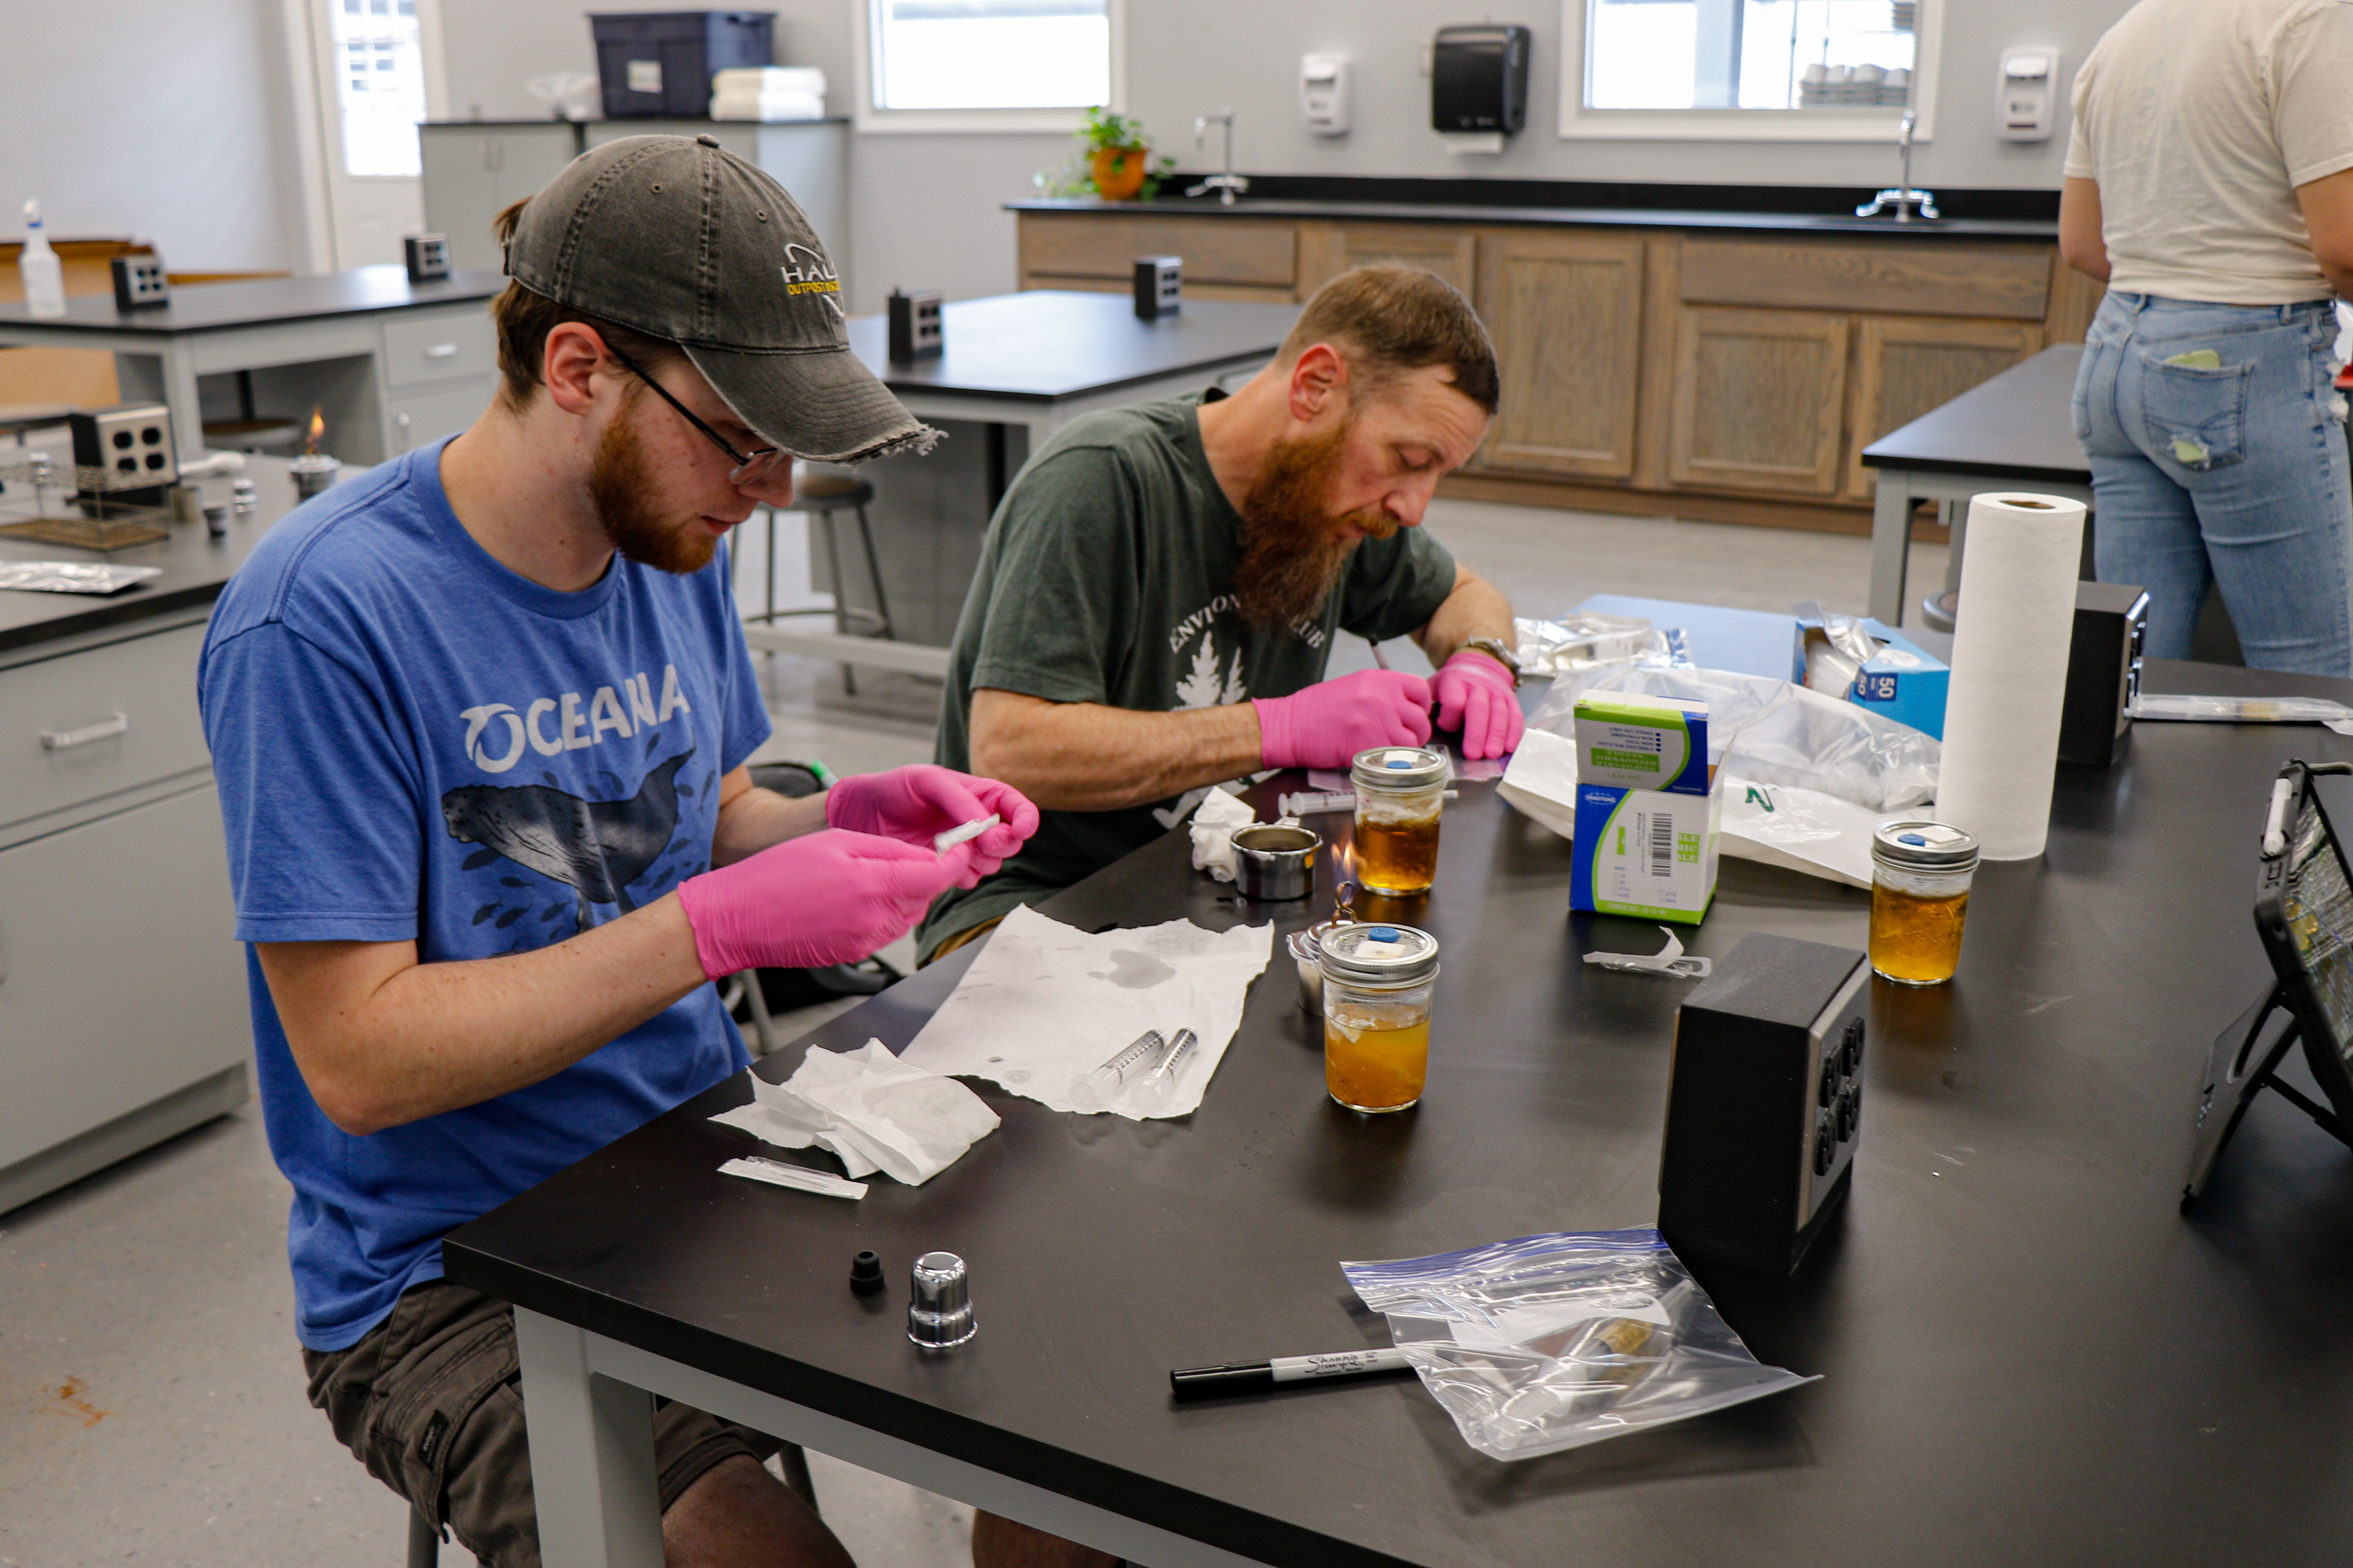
top-left (420, 122), bottom-right (587, 273)
top-left (0, 617), bottom-right (251, 1215)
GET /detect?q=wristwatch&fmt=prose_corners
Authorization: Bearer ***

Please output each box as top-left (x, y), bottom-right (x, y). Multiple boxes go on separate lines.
top-left (1462, 635), bottom-right (1522, 688)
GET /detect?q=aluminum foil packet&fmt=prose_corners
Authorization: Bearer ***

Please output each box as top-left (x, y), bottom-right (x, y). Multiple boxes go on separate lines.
top-left (0, 561), bottom-right (163, 595)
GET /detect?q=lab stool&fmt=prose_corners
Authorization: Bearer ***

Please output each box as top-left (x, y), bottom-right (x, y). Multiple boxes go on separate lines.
top-left (406, 1510), bottom-right (437, 1567)
top-left (739, 470), bottom-right (896, 695)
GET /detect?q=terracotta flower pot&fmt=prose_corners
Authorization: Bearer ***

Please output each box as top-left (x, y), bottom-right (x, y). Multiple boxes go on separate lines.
top-left (1090, 146), bottom-right (1149, 201)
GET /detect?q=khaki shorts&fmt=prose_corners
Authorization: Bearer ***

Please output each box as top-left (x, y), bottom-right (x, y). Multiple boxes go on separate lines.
top-left (304, 1278), bottom-right (784, 1568)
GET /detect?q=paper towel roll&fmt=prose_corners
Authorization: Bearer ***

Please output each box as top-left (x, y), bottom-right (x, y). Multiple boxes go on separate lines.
top-left (1935, 492), bottom-right (2088, 859)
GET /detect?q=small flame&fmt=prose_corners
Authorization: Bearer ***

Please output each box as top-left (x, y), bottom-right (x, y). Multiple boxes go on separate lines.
top-left (303, 406), bottom-right (325, 455)
top-left (1331, 843), bottom-right (1358, 922)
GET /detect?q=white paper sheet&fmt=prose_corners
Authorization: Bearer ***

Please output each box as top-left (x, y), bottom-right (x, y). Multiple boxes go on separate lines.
top-left (898, 905), bottom-right (1274, 1119)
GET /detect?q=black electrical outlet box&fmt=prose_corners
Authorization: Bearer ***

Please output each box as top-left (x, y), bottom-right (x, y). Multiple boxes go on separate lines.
top-left (1432, 24), bottom-right (1531, 134)
top-left (887, 288), bottom-right (944, 362)
top-left (591, 10), bottom-right (775, 119)
top-left (1658, 933), bottom-right (1869, 1276)
top-left (2059, 581), bottom-right (2148, 767)
top-left (110, 255), bottom-right (170, 311)
top-left (404, 234), bottom-right (452, 283)
top-left (1133, 255), bottom-right (1181, 319)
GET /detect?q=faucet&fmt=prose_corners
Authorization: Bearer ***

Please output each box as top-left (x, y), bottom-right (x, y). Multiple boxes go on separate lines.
top-left (1854, 109), bottom-right (1940, 222)
top-left (1186, 109), bottom-right (1249, 206)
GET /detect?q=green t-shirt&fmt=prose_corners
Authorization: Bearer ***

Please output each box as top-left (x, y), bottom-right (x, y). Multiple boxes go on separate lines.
top-left (919, 392), bottom-right (1458, 957)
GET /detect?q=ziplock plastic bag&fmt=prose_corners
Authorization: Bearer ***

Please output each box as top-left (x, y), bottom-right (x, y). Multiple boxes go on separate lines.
top-left (1720, 776), bottom-right (1881, 888)
top-left (1342, 1230), bottom-right (1815, 1460)
top-left (1514, 612), bottom-right (1660, 676)
top-left (1794, 599), bottom-right (1881, 698)
top-left (2130, 692), bottom-right (2353, 735)
top-left (1530, 664), bottom-right (1939, 813)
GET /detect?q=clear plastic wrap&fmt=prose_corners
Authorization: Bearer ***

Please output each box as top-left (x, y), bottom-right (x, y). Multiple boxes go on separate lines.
top-left (1529, 664), bottom-right (1940, 813)
top-left (1342, 1229), bottom-right (1814, 1460)
top-left (1514, 612), bottom-right (1665, 677)
top-left (2129, 692), bottom-right (2353, 735)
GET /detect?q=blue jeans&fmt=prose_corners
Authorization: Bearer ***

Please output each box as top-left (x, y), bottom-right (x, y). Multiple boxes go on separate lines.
top-left (2071, 291), bottom-right (2352, 674)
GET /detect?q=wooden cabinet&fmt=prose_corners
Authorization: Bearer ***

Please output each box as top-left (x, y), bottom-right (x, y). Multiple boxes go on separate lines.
top-left (1019, 213), bottom-right (1298, 302)
top-left (1011, 207), bottom-right (2084, 531)
top-left (1298, 222), bottom-right (1476, 297)
top-left (1844, 317), bottom-right (2044, 499)
top-left (1667, 307), bottom-right (1851, 495)
top-left (1473, 233), bottom-right (1646, 480)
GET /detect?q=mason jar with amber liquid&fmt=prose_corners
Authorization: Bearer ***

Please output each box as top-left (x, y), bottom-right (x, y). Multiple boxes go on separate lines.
top-left (1869, 821), bottom-right (1979, 986)
top-left (1351, 746), bottom-right (1447, 895)
top-left (1317, 922), bottom-right (1441, 1112)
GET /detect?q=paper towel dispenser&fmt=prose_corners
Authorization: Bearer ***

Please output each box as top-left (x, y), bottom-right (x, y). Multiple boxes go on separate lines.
top-left (1431, 25), bottom-right (1530, 136)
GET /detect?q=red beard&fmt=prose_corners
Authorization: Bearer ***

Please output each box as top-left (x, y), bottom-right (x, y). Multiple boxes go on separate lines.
top-left (1234, 419), bottom-right (1398, 626)
top-left (589, 402), bottom-right (720, 576)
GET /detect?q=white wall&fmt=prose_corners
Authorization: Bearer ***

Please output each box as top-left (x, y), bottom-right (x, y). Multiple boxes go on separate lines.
top-left (2, 0), bottom-right (311, 271)
top-left (1122, 0), bottom-right (2136, 192)
top-left (432, 0), bottom-right (2137, 306)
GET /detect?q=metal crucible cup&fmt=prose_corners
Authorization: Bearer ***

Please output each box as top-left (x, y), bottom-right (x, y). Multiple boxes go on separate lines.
top-left (1232, 824), bottom-right (1321, 902)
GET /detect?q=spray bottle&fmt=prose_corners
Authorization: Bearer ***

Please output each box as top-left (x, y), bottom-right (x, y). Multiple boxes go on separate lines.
top-left (18, 201), bottom-right (65, 318)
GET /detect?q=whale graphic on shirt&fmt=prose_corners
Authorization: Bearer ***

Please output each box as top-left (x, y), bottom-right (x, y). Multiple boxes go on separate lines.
top-left (440, 748), bottom-right (694, 933)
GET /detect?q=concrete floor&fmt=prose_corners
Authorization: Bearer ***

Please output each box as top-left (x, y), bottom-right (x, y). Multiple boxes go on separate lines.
top-left (0, 498), bottom-right (1943, 1567)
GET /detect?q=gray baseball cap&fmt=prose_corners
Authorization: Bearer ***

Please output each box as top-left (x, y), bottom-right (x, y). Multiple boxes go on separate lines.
top-left (503, 134), bottom-right (935, 464)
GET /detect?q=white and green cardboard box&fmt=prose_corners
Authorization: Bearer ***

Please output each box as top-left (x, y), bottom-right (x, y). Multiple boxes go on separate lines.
top-left (1573, 693), bottom-right (1711, 795)
top-left (1568, 693), bottom-right (1721, 922)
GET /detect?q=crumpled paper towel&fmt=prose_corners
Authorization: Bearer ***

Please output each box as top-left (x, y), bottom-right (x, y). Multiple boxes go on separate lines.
top-left (1188, 787), bottom-right (1258, 881)
top-left (899, 905), bottom-right (1273, 1118)
top-left (711, 1039), bottom-right (999, 1185)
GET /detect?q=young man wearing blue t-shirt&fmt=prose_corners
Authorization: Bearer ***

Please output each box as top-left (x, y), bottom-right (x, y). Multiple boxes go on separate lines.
top-left (199, 136), bottom-right (1042, 1567)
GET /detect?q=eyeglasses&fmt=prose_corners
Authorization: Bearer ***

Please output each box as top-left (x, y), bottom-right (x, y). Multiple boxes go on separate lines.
top-left (604, 343), bottom-right (794, 490)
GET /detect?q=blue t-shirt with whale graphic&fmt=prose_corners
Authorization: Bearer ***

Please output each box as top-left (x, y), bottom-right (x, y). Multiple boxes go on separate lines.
top-left (198, 437), bottom-right (770, 1351)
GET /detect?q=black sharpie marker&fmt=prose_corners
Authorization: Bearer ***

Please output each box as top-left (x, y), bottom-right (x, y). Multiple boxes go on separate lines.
top-left (1170, 1347), bottom-right (1412, 1398)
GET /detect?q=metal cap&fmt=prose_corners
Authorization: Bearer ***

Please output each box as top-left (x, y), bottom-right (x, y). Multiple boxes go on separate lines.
top-left (1351, 746), bottom-right (1448, 792)
top-left (907, 1251), bottom-right (976, 1349)
top-left (1871, 820), bottom-right (1979, 872)
top-left (1315, 922), bottom-right (1441, 987)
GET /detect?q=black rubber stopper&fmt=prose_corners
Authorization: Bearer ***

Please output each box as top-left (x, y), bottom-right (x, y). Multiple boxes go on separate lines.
top-left (849, 1250), bottom-right (885, 1295)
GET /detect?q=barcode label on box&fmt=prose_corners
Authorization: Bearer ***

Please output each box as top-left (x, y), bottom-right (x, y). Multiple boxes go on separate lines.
top-left (1650, 811), bottom-right (1674, 876)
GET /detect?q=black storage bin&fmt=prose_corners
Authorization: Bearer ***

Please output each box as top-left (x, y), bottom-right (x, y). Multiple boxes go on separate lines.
top-left (591, 11), bottom-right (774, 119)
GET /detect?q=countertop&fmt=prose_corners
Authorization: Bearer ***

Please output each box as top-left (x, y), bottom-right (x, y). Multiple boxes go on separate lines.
top-left (1861, 344), bottom-right (2088, 482)
top-left (0, 454), bottom-right (299, 654)
top-left (847, 291), bottom-right (1296, 401)
top-left (0, 266), bottom-right (503, 337)
top-left (1009, 175), bottom-right (2060, 240)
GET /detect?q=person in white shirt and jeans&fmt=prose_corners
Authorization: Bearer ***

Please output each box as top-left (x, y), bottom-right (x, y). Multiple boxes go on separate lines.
top-left (2061, 0), bottom-right (2353, 673)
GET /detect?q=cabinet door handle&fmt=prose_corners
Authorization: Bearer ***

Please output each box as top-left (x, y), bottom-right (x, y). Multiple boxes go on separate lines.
top-left (42, 712), bottom-right (130, 750)
top-left (423, 343), bottom-right (459, 359)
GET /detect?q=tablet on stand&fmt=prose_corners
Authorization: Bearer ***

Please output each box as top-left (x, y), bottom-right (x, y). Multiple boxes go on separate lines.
top-left (2183, 760), bottom-right (2353, 1206)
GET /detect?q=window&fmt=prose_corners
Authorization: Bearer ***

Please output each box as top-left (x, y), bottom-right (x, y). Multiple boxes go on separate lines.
top-left (331, 0), bottom-right (427, 176)
top-left (1565, 0), bottom-right (1940, 140)
top-left (861, 0), bottom-right (1120, 131)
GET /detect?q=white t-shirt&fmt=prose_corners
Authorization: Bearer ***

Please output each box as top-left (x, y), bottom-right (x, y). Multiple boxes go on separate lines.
top-left (2066, 0), bottom-right (2353, 304)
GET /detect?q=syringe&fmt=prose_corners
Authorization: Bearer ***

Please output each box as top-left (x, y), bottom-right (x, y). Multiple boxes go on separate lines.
top-left (1069, 1029), bottom-right (1167, 1112)
top-left (1131, 1028), bottom-right (1199, 1115)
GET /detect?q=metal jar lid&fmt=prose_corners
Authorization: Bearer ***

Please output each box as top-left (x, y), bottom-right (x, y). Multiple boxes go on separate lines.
top-left (1352, 746), bottom-right (1448, 792)
top-left (1315, 922), bottom-right (1441, 986)
top-left (1871, 819), bottom-right (1980, 872)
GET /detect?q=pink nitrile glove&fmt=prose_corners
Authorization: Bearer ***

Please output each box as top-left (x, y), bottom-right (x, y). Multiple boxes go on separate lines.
top-left (823, 765), bottom-right (1039, 878)
top-left (675, 829), bottom-right (976, 980)
top-left (1253, 669), bottom-right (1433, 771)
top-left (1432, 650), bottom-right (1524, 760)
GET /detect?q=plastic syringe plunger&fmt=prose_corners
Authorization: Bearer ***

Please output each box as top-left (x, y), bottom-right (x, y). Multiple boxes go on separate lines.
top-left (1131, 1028), bottom-right (1199, 1115)
top-left (1069, 1029), bottom-right (1167, 1112)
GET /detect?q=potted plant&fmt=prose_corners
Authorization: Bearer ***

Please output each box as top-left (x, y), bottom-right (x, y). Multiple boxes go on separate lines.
top-left (1079, 106), bottom-right (1175, 201)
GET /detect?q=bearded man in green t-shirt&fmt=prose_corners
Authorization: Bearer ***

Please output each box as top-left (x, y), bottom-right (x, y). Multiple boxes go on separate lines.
top-left (919, 263), bottom-right (1524, 965)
